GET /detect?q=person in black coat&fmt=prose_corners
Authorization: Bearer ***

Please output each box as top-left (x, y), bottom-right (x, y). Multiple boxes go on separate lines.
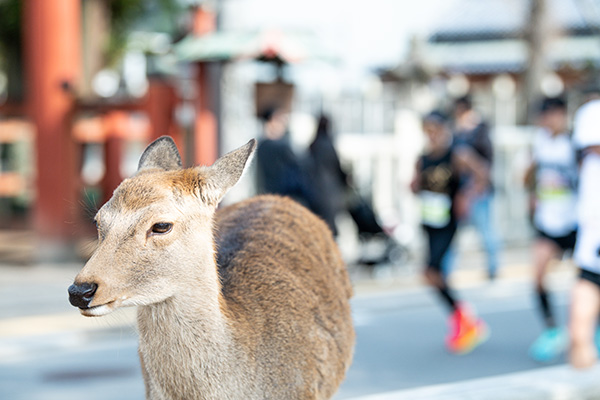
top-left (307, 114), bottom-right (348, 236)
top-left (255, 107), bottom-right (317, 210)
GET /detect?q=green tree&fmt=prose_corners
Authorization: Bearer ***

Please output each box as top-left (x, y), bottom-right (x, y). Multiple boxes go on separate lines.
top-left (0, 0), bottom-right (23, 101)
top-left (107, 0), bottom-right (183, 66)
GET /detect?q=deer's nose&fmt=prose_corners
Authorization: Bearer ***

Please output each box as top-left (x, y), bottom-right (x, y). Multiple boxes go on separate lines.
top-left (68, 282), bottom-right (98, 308)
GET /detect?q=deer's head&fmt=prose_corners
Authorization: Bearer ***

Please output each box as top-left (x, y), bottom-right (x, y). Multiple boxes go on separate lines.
top-left (68, 137), bottom-right (256, 316)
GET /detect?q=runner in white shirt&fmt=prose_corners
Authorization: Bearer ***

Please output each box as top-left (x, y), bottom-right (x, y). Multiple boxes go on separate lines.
top-left (569, 96), bottom-right (600, 368)
top-left (525, 97), bottom-right (578, 362)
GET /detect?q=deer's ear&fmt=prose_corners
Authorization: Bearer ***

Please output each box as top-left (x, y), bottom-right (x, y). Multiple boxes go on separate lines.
top-left (138, 136), bottom-right (182, 172)
top-left (200, 139), bottom-right (257, 205)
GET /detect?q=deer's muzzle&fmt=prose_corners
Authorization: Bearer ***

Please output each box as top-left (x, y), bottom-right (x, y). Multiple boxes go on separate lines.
top-left (68, 282), bottom-right (98, 309)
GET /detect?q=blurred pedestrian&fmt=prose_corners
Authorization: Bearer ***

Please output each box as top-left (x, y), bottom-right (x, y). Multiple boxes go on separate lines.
top-left (255, 106), bottom-right (317, 209)
top-left (524, 97), bottom-right (577, 362)
top-left (452, 96), bottom-right (500, 280)
top-left (307, 114), bottom-right (348, 236)
top-left (410, 110), bottom-right (489, 354)
top-left (569, 95), bottom-right (600, 369)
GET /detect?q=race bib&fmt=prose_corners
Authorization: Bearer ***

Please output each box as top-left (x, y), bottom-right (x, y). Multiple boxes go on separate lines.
top-left (535, 167), bottom-right (577, 234)
top-left (536, 168), bottom-right (574, 202)
top-left (421, 190), bottom-right (451, 228)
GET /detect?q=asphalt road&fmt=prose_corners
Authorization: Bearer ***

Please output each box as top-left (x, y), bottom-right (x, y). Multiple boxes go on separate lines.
top-left (0, 276), bottom-right (577, 400)
top-left (336, 280), bottom-right (570, 398)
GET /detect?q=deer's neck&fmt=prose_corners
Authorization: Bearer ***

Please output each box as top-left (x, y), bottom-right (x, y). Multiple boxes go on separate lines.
top-left (136, 255), bottom-right (253, 399)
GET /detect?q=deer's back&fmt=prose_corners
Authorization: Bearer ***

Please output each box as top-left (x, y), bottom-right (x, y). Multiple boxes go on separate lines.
top-left (214, 195), bottom-right (354, 399)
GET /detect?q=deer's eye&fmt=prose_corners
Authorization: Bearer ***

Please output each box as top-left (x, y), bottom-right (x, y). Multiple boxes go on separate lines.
top-left (150, 222), bottom-right (173, 235)
top-left (94, 219), bottom-right (106, 241)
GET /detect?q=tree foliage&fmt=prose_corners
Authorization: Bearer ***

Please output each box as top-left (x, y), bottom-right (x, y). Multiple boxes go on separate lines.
top-left (107, 0), bottom-right (183, 65)
top-left (0, 0), bottom-right (183, 66)
top-left (0, 0), bottom-right (21, 52)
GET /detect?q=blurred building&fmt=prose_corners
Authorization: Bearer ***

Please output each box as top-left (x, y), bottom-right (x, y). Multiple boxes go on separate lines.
top-left (0, 0), bottom-right (347, 262)
top-left (2, 0), bottom-right (598, 263)
top-left (0, 0), bottom-right (219, 261)
top-left (382, 0), bottom-right (600, 124)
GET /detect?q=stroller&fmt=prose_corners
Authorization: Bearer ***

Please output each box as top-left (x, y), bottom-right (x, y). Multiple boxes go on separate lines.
top-left (346, 189), bottom-right (409, 267)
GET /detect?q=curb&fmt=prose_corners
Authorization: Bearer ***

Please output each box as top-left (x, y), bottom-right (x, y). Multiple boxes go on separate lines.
top-left (342, 364), bottom-right (600, 400)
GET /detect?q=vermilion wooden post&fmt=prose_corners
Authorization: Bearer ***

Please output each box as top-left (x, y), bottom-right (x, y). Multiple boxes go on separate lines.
top-left (192, 6), bottom-right (218, 166)
top-left (191, 5), bottom-right (216, 36)
top-left (23, 0), bottom-right (81, 251)
top-left (194, 64), bottom-right (218, 166)
top-left (101, 111), bottom-right (127, 205)
top-left (146, 79), bottom-right (174, 141)
top-left (146, 78), bottom-right (184, 162)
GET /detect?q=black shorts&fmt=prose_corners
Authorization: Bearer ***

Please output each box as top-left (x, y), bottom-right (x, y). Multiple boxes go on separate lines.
top-left (536, 228), bottom-right (577, 252)
top-left (423, 221), bottom-right (457, 271)
top-left (579, 269), bottom-right (600, 289)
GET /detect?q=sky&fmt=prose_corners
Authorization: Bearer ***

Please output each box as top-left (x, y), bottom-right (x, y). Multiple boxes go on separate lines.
top-left (220, 0), bottom-right (461, 71)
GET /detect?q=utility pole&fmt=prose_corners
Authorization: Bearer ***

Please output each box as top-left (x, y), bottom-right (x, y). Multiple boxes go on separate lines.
top-left (523, 0), bottom-right (550, 124)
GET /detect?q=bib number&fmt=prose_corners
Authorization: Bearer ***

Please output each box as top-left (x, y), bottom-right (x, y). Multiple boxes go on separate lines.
top-left (421, 191), bottom-right (451, 228)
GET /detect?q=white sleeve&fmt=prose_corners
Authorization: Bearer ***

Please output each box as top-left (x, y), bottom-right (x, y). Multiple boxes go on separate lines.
top-left (531, 128), bottom-right (544, 162)
top-left (574, 100), bottom-right (600, 149)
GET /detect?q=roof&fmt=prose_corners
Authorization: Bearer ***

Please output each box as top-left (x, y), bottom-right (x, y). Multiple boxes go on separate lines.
top-left (429, 0), bottom-right (600, 42)
top-left (420, 0), bottom-right (600, 74)
top-left (424, 36), bottom-right (600, 74)
top-left (175, 29), bottom-right (337, 63)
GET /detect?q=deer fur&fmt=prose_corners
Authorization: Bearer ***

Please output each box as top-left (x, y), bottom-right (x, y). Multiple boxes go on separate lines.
top-left (69, 137), bottom-right (355, 400)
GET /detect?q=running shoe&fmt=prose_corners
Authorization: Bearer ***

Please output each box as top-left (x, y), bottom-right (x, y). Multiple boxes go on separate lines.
top-left (528, 327), bottom-right (568, 363)
top-left (446, 306), bottom-right (490, 354)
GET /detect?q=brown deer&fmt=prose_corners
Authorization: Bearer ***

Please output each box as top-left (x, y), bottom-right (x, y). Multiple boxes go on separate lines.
top-left (68, 137), bottom-right (355, 400)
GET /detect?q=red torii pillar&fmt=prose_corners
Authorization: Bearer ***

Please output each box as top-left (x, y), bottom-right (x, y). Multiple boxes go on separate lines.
top-left (146, 78), bottom-right (184, 160)
top-left (195, 64), bottom-right (218, 166)
top-left (101, 111), bottom-right (128, 205)
top-left (192, 6), bottom-right (219, 166)
top-left (23, 0), bottom-right (81, 253)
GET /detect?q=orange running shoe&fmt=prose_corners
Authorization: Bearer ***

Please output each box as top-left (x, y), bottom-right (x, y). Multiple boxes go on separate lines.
top-left (446, 305), bottom-right (490, 354)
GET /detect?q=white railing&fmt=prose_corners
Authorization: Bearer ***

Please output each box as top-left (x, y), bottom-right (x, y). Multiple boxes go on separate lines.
top-left (335, 123), bottom-right (537, 252)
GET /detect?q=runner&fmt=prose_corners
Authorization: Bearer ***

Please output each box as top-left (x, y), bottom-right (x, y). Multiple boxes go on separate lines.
top-left (411, 110), bottom-right (490, 354)
top-left (569, 96), bottom-right (600, 368)
top-left (524, 97), bottom-right (578, 362)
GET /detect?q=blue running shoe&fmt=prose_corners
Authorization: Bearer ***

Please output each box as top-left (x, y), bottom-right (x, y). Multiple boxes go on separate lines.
top-left (529, 327), bottom-right (568, 363)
